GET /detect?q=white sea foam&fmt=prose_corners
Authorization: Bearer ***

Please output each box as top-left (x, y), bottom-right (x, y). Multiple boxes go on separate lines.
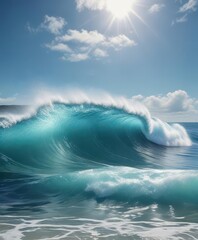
top-left (0, 211), bottom-right (197, 240)
top-left (82, 167), bottom-right (198, 202)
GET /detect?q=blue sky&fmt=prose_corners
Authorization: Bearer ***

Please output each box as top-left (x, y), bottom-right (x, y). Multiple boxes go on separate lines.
top-left (0, 0), bottom-right (198, 120)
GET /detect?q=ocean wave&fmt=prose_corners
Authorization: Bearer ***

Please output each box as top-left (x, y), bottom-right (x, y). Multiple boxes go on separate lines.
top-left (0, 92), bottom-right (192, 147)
top-left (1, 167), bottom-right (198, 205)
top-left (0, 102), bottom-right (194, 177)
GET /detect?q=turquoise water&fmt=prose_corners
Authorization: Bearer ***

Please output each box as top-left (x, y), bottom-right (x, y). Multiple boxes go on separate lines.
top-left (0, 103), bottom-right (198, 239)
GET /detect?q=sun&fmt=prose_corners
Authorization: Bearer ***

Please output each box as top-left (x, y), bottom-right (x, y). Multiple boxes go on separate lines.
top-left (107, 0), bottom-right (133, 19)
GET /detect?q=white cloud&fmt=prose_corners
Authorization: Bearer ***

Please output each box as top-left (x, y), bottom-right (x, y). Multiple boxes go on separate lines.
top-left (131, 90), bottom-right (198, 122)
top-left (176, 14), bottom-right (188, 23)
top-left (27, 15), bottom-right (66, 35)
top-left (41, 15), bottom-right (66, 35)
top-left (66, 53), bottom-right (89, 62)
top-left (29, 16), bottom-right (136, 62)
top-left (173, 0), bottom-right (197, 24)
top-left (107, 35), bottom-right (136, 49)
top-left (132, 90), bottom-right (198, 113)
top-left (93, 48), bottom-right (108, 58)
top-left (46, 43), bottom-right (72, 53)
top-left (76, 0), bottom-right (106, 11)
top-left (179, 0), bottom-right (197, 12)
top-left (148, 3), bottom-right (165, 14)
top-left (48, 29), bottom-right (136, 62)
top-left (57, 30), bottom-right (135, 49)
top-left (57, 29), bottom-right (105, 45)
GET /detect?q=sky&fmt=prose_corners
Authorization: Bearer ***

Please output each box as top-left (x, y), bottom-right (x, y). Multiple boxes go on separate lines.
top-left (0, 0), bottom-right (198, 121)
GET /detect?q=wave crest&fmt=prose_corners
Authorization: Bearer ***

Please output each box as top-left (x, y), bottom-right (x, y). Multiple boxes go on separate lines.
top-left (0, 92), bottom-right (192, 147)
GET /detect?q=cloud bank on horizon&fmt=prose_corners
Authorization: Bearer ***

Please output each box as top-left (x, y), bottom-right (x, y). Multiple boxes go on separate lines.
top-left (131, 90), bottom-right (198, 122)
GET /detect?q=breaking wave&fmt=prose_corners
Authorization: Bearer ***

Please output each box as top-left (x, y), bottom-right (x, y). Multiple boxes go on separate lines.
top-left (0, 93), bottom-right (196, 207)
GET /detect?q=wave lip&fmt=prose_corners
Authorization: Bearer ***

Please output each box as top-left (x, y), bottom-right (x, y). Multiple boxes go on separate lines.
top-left (145, 118), bottom-right (192, 147)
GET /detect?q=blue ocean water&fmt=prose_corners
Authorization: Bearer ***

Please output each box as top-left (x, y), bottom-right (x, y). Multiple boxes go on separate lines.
top-left (0, 101), bottom-right (198, 239)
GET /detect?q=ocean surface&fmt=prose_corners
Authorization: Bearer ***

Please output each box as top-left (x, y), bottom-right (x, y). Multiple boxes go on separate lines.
top-left (0, 98), bottom-right (198, 240)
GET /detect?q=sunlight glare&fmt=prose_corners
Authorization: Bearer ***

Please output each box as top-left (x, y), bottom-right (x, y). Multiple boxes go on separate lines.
top-left (107, 0), bottom-right (133, 19)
